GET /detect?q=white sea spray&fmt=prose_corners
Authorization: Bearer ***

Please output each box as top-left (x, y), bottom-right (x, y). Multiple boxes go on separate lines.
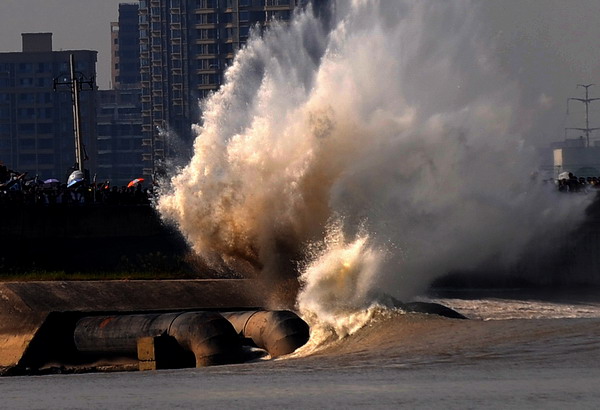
top-left (158, 0), bottom-right (590, 339)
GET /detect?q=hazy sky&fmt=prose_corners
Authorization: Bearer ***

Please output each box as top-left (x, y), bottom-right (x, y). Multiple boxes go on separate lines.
top-left (2, 0), bottom-right (600, 146)
top-left (0, 0), bottom-right (124, 89)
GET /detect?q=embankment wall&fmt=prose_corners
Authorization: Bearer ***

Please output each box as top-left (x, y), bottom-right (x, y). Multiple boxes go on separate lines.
top-left (0, 204), bottom-right (187, 272)
top-left (0, 279), bottom-right (263, 370)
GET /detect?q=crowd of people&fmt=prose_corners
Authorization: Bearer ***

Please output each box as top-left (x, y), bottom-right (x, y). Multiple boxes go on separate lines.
top-left (2, 162), bottom-right (599, 205)
top-left (557, 172), bottom-right (600, 193)
top-left (0, 164), bottom-right (153, 206)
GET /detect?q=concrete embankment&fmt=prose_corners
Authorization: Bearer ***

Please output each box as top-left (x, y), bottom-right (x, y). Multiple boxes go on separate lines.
top-left (0, 279), bottom-right (264, 373)
top-left (0, 204), bottom-right (187, 272)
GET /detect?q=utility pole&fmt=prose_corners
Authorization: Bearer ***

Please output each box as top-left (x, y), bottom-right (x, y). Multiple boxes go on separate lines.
top-left (566, 84), bottom-right (600, 147)
top-left (53, 54), bottom-right (95, 174)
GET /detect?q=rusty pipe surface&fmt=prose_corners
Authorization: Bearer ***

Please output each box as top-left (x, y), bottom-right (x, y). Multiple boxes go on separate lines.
top-left (74, 311), bottom-right (242, 366)
top-left (168, 312), bottom-right (243, 366)
top-left (221, 310), bottom-right (309, 358)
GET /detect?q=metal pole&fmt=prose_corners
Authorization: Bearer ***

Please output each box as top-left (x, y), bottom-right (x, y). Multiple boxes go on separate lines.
top-left (70, 54), bottom-right (84, 172)
top-left (566, 84), bottom-right (600, 147)
top-left (584, 85), bottom-right (590, 147)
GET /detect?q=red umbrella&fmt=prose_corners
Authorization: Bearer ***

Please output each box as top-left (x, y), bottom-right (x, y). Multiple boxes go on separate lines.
top-left (127, 178), bottom-right (144, 188)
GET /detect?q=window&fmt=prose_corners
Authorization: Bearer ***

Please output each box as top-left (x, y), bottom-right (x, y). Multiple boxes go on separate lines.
top-left (37, 77), bottom-right (51, 88)
top-left (36, 108), bottom-right (53, 119)
top-left (36, 63), bottom-right (50, 73)
top-left (118, 138), bottom-right (131, 149)
top-left (196, 0), bottom-right (216, 8)
top-left (197, 29), bottom-right (216, 39)
top-left (197, 59), bottom-right (219, 69)
top-left (19, 138), bottom-right (35, 149)
top-left (198, 74), bottom-right (218, 85)
top-left (196, 13), bottom-right (216, 24)
top-left (19, 78), bottom-right (34, 87)
top-left (38, 154), bottom-right (54, 164)
top-left (19, 154), bottom-right (36, 166)
top-left (38, 124), bottom-right (53, 134)
top-left (17, 108), bottom-right (35, 119)
top-left (38, 138), bottom-right (54, 149)
top-left (197, 44), bottom-right (218, 54)
top-left (18, 63), bottom-right (33, 73)
top-left (36, 93), bottom-right (52, 104)
top-left (19, 93), bottom-right (35, 103)
top-left (19, 123), bottom-right (35, 133)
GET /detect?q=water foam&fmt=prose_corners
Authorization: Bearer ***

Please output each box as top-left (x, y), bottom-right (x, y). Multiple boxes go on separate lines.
top-left (158, 0), bottom-right (590, 339)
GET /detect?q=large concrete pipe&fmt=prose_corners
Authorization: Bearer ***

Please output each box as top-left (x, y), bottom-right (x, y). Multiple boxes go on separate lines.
top-left (221, 310), bottom-right (309, 358)
top-left (74, 311), bottom-right (243, 367)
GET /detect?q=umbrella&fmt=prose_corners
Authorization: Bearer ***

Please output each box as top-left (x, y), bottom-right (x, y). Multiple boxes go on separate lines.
top-left (43, 178), bottom-right (60, 188)
top-left (127, 178), bottom-right (144, 188)
top-left (67, 170), bottom-right (85, 188)
top-left (558, 171), bottom-right (571, 180)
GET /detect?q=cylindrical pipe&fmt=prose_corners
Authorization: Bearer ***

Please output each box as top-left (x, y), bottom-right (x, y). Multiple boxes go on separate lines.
top-left (222, 310), bottom-right (309, 358)
top-left (74, 311), bottom-right (243, 366)
top-left (74, 313), bottom-right (176, 354)
top-left (168, 312), bottom-right (243, 366)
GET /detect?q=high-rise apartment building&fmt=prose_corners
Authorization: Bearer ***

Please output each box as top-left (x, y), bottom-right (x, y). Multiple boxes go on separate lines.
top-left (137, 0), bottom-right (305, 178)
top-left (112, 3), bottom-right (142, 89)
top-left (0, 33), bottom-right (97, 180)
top-left (96, 88), bottom-right (144, 186)
top-left (99, 3), bottom-right (145, 186)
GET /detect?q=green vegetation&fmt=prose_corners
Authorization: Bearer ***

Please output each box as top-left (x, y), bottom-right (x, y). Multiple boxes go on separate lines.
top-left (0, 270), bottom-right (203, 282)
top-left (0, 252), bottom-right (241, 282)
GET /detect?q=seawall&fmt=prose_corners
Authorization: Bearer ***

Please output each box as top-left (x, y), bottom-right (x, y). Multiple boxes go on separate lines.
top-left (0, 204), bottom-right (187, 272)
top-left (0, 279), bottom-right (263, 372)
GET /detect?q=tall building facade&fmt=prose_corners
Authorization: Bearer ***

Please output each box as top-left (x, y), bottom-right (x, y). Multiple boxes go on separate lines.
top-left (99, 3), bottom-right (145, 186)
top-left (0, 33), bottom-right (97, 180)
top-left (96, 88), bottom-right (144, 186)
top-left (137, 0), bottom-right (304, 178)
top-left (112, 3), bottom-right (142, 89)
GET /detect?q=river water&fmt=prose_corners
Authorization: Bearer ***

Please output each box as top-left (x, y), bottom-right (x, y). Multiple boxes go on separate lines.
top-left (2, 291), bottom-right (599, 409)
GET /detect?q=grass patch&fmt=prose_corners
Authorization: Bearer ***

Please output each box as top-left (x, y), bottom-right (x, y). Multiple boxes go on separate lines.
top-left (0, 270), bottom-right (208, 282)
top-left (0, 252), bottom-right (243, 281)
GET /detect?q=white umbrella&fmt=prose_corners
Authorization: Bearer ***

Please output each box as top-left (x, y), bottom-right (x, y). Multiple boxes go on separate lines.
top-left (558, 171), bottom-right (571, 180)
